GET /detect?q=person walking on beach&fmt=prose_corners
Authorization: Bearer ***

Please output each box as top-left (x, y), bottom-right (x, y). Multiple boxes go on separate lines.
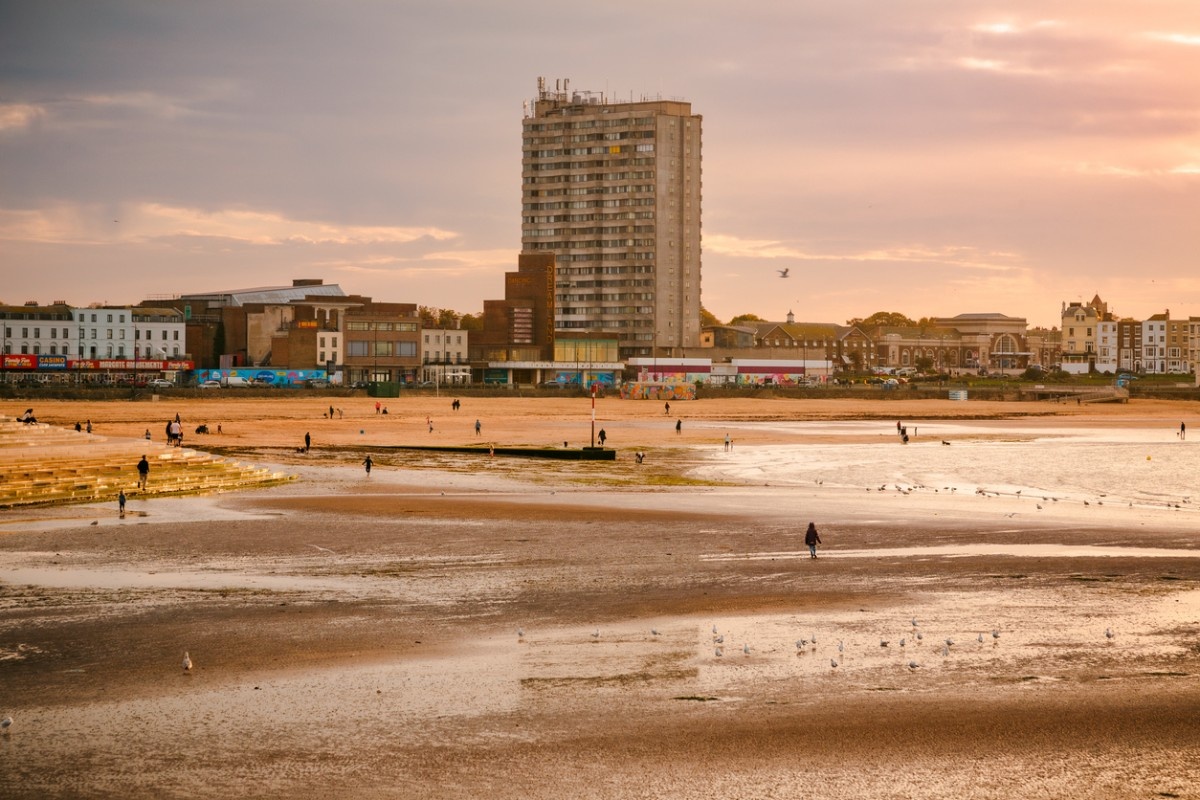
top-left (1181, 422), bottom-right (1186, 440)
top-left (475, 419), bottom-right (481, 436)
top-left (136, 456), bottom-right (150, 490)
top-left (304, 432), bottom-right (311, 453)
top-left (804, 522), bottom-right (822, 559)
top-left (375, 401), bottom-right (381, 415)
top-left (86, 419), bottom-right (93, 434)
top-left (675, 419), bottom-right (682, 434)
top-left (363, 455), bottom-right (372, 475)
top-left (598, 428), bottom-right (607, 446)
top-left (664, 401), bottom-right (670, 415)
top-left (118, 490), bottom-right (126, 517)
top-left (724, 433), bottom-right (731, 452)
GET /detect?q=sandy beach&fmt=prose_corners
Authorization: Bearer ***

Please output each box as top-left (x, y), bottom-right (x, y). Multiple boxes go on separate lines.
top-left (2, 395), bottom-right (1199, 799)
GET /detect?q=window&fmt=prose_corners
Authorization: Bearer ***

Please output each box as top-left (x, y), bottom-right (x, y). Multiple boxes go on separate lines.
top-left (173, 330), bottom-right (179, 340)
top-left (348, 341), bottom-right (369, 357)
top-left (398, 341), bottom-right (417, 357)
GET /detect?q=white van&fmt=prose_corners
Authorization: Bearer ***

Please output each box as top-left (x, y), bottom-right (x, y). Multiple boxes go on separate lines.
top-left (222, 376), bottom-right (251, 388)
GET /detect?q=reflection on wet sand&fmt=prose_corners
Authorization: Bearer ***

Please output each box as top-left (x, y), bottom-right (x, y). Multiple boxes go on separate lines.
top-left (2, 410), bottom-right (1199, 799)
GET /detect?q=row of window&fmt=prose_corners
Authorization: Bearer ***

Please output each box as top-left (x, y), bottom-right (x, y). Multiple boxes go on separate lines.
top-left (527, 184), bottom-right (655, 198)
top-left (524, 197), bottom-right (658, 211)
top-left (344, 321), bottom-right (420, 332)
top-left (527, 225), bottom-right (655, 238)
top-left (1, 344), bottom-right (183, 357)
top-left (525, 130), bottom-right (656, 147)
top-left (528, 144), bottom-right (656, 158)
top-left (523, 210), bottom-right (656, 225)
top-left (525, 116), bottom-right (655, 132)
top-left (558, 306), bottom-right (657, 317)
top-left (525, 157), bottom-right (656, 173)
top-left (5, 326), bottom-right (181, 341)
top-left (345, 341), bottom-right (419, 357)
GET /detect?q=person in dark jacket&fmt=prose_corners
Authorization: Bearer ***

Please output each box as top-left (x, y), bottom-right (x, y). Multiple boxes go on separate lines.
top-left (804, 522), bottom-right (822, 559)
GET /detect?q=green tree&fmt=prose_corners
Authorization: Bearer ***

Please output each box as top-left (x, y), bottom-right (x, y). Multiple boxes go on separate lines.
top-left (459, 313), bottom-right (483, 331)
top-left (848, 311), bottom-right (916, 329)
top-left (699, 306), bottom-right (721, 327)
top-left (729, 312), bottom-right (765, 326)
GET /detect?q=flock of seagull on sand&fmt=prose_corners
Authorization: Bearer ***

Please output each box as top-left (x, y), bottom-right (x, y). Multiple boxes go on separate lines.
top-left (861, 481), bottom-right (1193, 512)
top-left (513, 617), bottom-right (1121, 674)
top-left (0, 624), bottom-right (1128, 738)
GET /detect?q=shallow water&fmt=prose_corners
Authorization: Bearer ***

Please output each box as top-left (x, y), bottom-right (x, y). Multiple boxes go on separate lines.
top-left (692, 420), bottom-right (1199, 516)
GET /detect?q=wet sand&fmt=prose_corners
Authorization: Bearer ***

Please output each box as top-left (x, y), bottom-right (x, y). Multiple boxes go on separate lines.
top-left (2, 397), bottom-right (1199, 798)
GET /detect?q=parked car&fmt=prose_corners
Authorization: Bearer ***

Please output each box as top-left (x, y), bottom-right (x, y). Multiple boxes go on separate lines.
top-left (198, 380), bottom-right (222, 390)
top-left (147, 379), bottom-right (174, 390)
top-left (305, 378), bottom-right (330, 388)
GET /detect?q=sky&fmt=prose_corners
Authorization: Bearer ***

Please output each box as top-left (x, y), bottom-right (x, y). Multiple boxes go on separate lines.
top-left (1, 1), bottom-right (1198, 330)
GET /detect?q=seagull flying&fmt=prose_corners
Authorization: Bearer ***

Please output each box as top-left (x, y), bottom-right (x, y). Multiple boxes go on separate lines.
top-left (777, 268), bottom-right (790, 278)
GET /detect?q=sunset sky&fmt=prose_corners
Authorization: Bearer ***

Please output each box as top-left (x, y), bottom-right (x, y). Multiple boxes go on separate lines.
top-left (2, 1), bottom-right (1198, 328)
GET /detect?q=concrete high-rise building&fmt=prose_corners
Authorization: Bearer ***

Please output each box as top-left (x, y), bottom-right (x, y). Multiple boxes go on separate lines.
top-left (521, 77), bottom-right (702, 360)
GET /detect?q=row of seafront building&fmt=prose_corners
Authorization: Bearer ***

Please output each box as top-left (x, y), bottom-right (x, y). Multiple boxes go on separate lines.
top-left (3, 282), bottom-right (1197, 388)
top-left (6, 81), bottom-right (1197, 387)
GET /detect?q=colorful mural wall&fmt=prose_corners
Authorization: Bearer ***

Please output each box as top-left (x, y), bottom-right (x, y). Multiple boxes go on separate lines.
top-left (620, 382), bottom-right (697, 401)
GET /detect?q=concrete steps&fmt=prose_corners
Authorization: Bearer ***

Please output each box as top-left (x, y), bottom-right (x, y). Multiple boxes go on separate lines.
top-left (0, 418), bottom-right (293, 509)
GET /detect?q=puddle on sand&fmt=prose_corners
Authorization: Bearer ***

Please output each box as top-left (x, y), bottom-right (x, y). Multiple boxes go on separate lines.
top-left (701, 543), bottom-right (1200, 562)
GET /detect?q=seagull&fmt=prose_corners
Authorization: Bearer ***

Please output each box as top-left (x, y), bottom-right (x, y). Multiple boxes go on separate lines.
top-left (517, 627), bottom-right (525, 640)
top-left (830, 658), bottom-right (839, 669)
top-left (182, 651), bottom-right (192, 672)
top-left (912, 617), bottom-right (919, 627)
top-left (880, 639), bottom-right (890, 647)
top-left (945, 638), bottom-right (954, 647)
top-left (1, 716), bottom-right (11, 732)
top-left (715, 647), bottom-right (723, 657)
top-left (915, 631), bottom-right (923, 641)
top-left (899, 637), bottom-right (906, 648)
top-left (743, 643), bottom-right (751, 655)
top-left (977, 633), bottom-right (985, 644)
top-left (712, 625), bottom-right (720, 635)
top-left (992, 629), bottom-right (1001, 640)
top-left (796, 639), bottom-right (807, 650)
top-left (908, 661), bottom-right (920, 670)
top-left (1105, 627), bottom-right (1114, 641)
top-left (777, 268), bottom-right (790, 278)
top-left (651, 628), bottom-right (660, 637)
top-left (941, 645), bottom-right (950, 657)
top-left (837, 640), bottom-right (844, 653)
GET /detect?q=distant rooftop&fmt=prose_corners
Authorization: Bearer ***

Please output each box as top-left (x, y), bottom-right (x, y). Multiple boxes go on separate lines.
top-left (179, 279), bottom-right (346, 307)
